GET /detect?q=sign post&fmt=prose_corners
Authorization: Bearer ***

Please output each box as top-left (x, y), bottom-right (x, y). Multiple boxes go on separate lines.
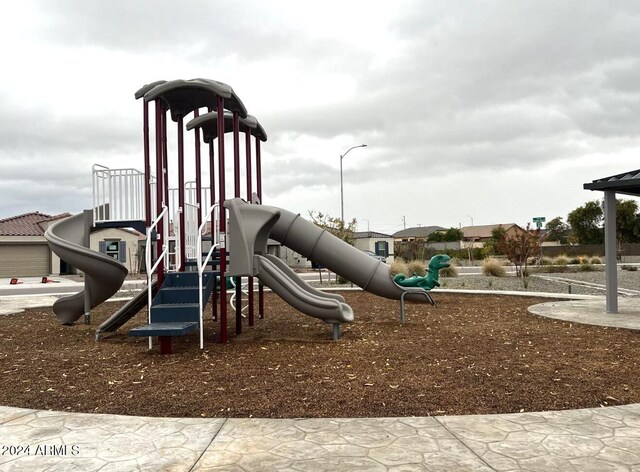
top-left (532, 216), bottom-right (546, 229)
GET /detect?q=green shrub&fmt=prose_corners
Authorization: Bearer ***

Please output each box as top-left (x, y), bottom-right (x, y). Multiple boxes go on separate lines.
top-left (622, 265), bottom-right (639, 271)
top-left (569, 257), bottom-right (581, 265)
top-left (406, 259), bottom-right (426, 276)
top-left (554, 256), bottom-right (569, 265)
top-left (482, 258), bottom-right (507, 277)
top-left (541, 257), bottom-right (554, 266)
top-left (579, 263), bottom-right (595, 272)
top-left (390, 260), bottom-right (409, 277)
top-left (337, 275), bottom-right (349, 284)
top-left (440, 264), bottom-right (458, 277)
top-left (590, 257), bottom-right (602, 264)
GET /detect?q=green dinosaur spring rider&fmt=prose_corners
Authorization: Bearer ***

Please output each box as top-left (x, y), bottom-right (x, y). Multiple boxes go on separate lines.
top-left (393, 254), bottom-right (451, 291)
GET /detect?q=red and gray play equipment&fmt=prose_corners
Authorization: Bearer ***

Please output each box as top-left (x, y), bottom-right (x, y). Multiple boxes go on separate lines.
top-left (44, 78), bottom-right (439, 353)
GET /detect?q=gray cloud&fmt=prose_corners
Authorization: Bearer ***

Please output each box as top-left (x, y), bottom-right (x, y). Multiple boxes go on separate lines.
top-left (2, 0), bottom-right (640, 226)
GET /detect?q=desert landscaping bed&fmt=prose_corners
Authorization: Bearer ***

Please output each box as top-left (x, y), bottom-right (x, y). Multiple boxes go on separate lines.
top-left (1, 292), bottom-right (638, 418)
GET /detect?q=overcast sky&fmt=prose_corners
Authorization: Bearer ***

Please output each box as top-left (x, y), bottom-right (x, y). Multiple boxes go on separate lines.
top-left (2, 0), bottom-right (639, 234)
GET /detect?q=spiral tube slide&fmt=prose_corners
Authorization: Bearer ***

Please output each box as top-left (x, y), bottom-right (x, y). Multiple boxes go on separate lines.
top-left (44, 212), bottom-right (128, 324)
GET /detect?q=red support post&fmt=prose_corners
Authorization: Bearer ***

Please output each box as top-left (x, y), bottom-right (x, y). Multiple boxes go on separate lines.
top-left (256, 137), bottom-right (264, 319)
top-left (245, 130), bottom-right (254, 326)
top-left (194, 109), bottom-right (202, 229)
top-left (154, 100), bottom-right (164, 287)
top-left (143, 101), bottom-right (151, 227)
top-left (177, 115), bottom-right (186, 272)
top-left (162, 109), bottom-right (169, 223)
top-left (217, 96), bottom-right (228, 343)
top-left (232, 112), bottom-right (242, 335)
top-left (209, 140), bottom-right (217, 322)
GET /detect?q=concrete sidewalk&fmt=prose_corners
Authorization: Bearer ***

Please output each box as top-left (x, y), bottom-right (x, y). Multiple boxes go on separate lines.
top-left (1, 404), bottom-right (639, 471)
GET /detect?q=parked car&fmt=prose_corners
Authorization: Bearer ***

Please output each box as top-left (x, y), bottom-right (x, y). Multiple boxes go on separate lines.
top-left (361, 249), bottom-right (387, 263)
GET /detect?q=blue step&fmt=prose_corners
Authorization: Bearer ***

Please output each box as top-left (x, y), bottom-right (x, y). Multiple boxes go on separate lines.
top-left (155, 286), bottom-right (200, 304)
top-left (129, 321), bottom-right (199, 337)
top-left (151, 303), bottom-right (200, 323)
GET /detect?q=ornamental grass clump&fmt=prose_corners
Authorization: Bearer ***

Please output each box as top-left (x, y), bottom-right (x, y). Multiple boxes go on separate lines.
top-left (390, 260), bottom-right (409, 277)
top-left (406, 259), bottom-right (427, 277)
top-left (440, 263), bottom-right (458, 277)
top-left (554, 256), bottom-right (569, 265)
top-left (591, 257), bottom-right (602, 264)
top-left (482, 258), bottom-right (507, 277)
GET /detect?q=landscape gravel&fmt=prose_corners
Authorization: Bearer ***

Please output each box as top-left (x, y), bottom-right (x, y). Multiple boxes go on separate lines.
top-left (310, 267), bottom-right (640, 297)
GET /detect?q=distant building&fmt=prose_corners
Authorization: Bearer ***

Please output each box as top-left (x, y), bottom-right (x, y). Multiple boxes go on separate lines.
top-left (354, 231), bottom-right (394, 262)
top-left (0, 211), bottom-right (144, 277)
top-left (460, 224), bottom-right (523, 248)
top-left (392, 226), bottom-right (446, 242)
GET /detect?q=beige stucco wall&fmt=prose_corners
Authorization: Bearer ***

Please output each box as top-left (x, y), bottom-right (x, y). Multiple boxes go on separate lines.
top-left (354, 238), bottom-right (394, 262)
top-left (90, 228), bottom-right (142, 273)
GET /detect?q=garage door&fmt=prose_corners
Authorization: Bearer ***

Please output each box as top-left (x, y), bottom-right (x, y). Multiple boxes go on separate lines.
top-left (0, 244), bottom-right (50, 277)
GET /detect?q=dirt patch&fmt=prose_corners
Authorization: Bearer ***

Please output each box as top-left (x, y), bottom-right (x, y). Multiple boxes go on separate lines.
top-left (0, 292), bottom-right (638, 418)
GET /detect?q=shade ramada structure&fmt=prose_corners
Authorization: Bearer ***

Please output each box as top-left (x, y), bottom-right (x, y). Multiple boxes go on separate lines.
top-left (584, 169), bottom-right (640, 313)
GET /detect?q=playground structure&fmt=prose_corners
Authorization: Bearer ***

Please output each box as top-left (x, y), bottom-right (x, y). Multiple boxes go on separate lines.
top-left (44, 78), bottom-right (445, 353)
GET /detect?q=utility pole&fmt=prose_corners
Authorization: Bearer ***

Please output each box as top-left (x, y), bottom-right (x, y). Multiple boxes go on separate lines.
top-left (402, 216), bottom-right (406, 229)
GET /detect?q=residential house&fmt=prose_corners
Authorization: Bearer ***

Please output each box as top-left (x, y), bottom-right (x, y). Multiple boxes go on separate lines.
top-left (392, 226), bottom-right (446, 242)
top-left (0, 211), bottom-right (143, 277)
top-left (0, 211), bottom-right (70, 277)
top-left (354, 231), bottom-right (394, 262)
top-left (460, 224), bottom-right (523, 248)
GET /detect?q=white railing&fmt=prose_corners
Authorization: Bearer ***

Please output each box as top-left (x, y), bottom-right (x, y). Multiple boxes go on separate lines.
top-left (171, 210), bottom-right (182, 272)
top-left (184, 202), bottom-right (200, 260)
top-left (169, 182), bottom-right (213, 225)
top-left (197, 203), bottom-right (220, 349)
top-left (93, 164), bottom-right (153, 223)
top-left (145, 205), bottom-right (169, 349)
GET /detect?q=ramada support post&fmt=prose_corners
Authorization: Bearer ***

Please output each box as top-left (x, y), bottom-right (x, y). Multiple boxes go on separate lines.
top-left (217, 96), bottom-right (228, 343)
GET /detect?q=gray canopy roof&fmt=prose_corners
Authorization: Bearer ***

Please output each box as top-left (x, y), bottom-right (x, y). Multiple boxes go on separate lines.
top-left (186, 111), bottom-right (267, 143)
top-left (139, 78), bottom-right (248, 121)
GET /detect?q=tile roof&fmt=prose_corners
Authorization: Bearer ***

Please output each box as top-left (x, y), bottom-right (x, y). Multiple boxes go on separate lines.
top-left (0, 211), bottom-right (71, 236)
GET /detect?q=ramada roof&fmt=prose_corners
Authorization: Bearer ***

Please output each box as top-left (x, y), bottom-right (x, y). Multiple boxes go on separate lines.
top-left (0, 211), bottom-right (71, 236)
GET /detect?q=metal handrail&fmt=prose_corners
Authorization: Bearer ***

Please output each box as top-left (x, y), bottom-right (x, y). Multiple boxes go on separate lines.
top-left (197, 203), bottom-right (220, 349)
top-left (145, 205), bottom-right (169, 349)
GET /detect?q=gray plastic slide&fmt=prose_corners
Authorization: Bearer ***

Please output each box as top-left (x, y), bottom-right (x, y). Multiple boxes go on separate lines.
top-left (262, 254), bottom-right (346, 303)
top-left (45, 212), bottom-right (128, 324)
top-left (224, 198), bottom-right (429, 303)
top-left (96, 280), bottom-right (158, 339)
top-left (254, 255), bottom-right (353, 324)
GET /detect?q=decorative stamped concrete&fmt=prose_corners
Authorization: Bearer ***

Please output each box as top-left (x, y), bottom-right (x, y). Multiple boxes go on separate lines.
top-left (529, 298), bottom-right (640, 331)
top-left (1, 405), bottom-right (640, 471)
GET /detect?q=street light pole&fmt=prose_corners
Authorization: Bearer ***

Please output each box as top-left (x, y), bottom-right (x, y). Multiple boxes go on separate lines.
top-left (340, 144), bottom-right (367, 222)
top-left (465, 215), bottom-right (474, 226)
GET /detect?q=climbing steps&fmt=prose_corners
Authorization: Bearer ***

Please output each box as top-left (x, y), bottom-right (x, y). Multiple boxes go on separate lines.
top-left (129, 271), bottom-right (217, 353)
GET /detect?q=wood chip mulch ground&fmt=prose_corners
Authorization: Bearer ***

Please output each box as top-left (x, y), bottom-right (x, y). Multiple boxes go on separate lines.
top-left (1, 292), bottom-right (638, 418)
